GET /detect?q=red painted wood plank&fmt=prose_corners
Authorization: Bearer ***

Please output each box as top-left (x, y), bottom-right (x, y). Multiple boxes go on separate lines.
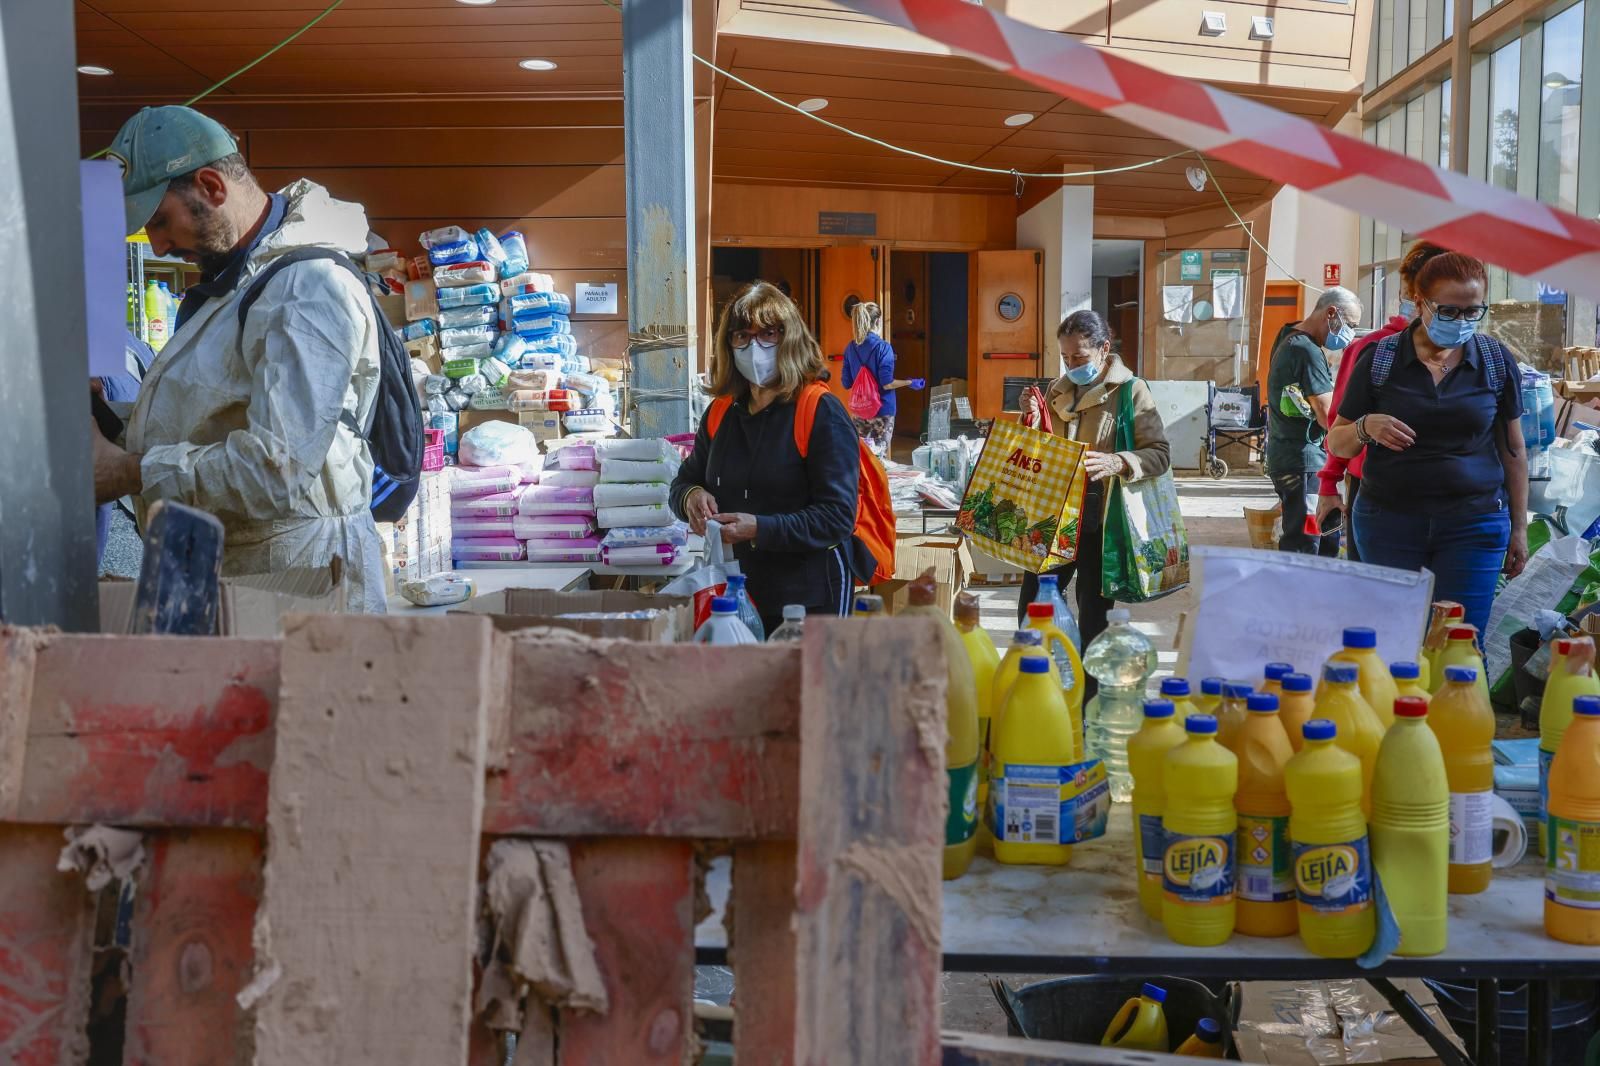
top-left (731, 841), bottom-right (798, 1066)
top-left (793, 619), bottom-right (946, 1066)
top-left (557, 840), bottom-right (696, 1066)
top-left (0, 629), bottom-right (41, 819)
top-left (0, 825), bottom-right (95, 1066)
top-left (122, 830), bottom-right (261, 1066)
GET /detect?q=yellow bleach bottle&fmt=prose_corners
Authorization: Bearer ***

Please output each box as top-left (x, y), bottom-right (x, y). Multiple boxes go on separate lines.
top-left (990, 655), bottom-right (1076, 866)
top-left (1429, 664), bottom-right (1495, 894)
top-left (1545, 695), bottom-right (1600, 944)
top-left (1026, 602), bottom-right (1085, 731)
top-left (1174, 1018), bottom-right (1225, 1058)
top-left (1162, 714), bottom-right (1238, 947)
top-left (992, 631), bottom-right (1057, 747)
top-left (1541, 637), bottom-right (1600, 857)
top-left (899, 573), bottom-right (980, 880)
top-left (1130, 698), bottom-right (1189, 920)
top-left (954, 592), bottom-right (1001, 832)
top-left (1100, 983), bottom-right (1170, 1052)
top-left (1438, 625), bottom-right (1491, 705)
top-left (1261, 662), bottom-right (1294, 700)
top-left (1390, 661), bottom-right (1430, 705)
top-left (1286, 719), bottom-right (1376, 958)
top-left (1194, 677), bottom-right (1224, 716)
top-left (1158, 677), bottom-right (1200, 722)
top-left (1216, 682), bottom-right (1253, 753)
top-left (1313, 663), bottom-right (1382, 816)
top-left (1423, 602), bottom-right (1466, 694)
top-left (1235, 693), bottom-right (1297, 937)
top-left (1370, 696), bottom-right (1449, 956)
top-left (1279, 673), bottom-right (1317, 752)
top-left (1329, 627), bottom-right (1399, 728)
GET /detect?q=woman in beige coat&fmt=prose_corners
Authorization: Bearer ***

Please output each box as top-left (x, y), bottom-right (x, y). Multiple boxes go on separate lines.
top-left (1017, 310), bottom-right (1171, 654)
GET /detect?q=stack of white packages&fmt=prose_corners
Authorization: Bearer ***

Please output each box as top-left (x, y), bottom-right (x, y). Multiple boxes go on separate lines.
top-left (594, 439), bottom-right (685, 567)
top-left (515, 442), bottom-right (602, 563)
top-left (386, 468), bottom-right (452, 584)
top-left (450, 465), bottom-right (529, 564)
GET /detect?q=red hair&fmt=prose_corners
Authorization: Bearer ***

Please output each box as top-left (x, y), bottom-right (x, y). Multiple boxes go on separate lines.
top-left (1415, 250), bottom-right (1488, 298)
top-left (1399, 241), bottom-right (1448, 288)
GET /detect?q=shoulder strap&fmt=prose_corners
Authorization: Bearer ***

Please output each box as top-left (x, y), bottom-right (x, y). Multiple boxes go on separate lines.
top-left (236, 247), bottom-right (359, 327)
top-left (706, 396), bottom-right (733, 439)
top-left (1472, 333), bottom-right (1509, 394)
top-left (1114, 377), bottom-right (1138, 453)
top-left (793, 382), bottom-right (828, 457)
top-left (1371, 333), bottom-right (1403, 389)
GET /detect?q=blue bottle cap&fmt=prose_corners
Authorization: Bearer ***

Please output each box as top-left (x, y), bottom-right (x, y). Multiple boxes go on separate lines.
top-left (1343, 626), bottom-right (1378, 649)
top-left (1303, 718), bottom-right (1337, 742)
top-left (1143, 699), bottom-right (1175, 718)
top-left (1141, 983), bottom-right (1168, 1003)
top-left (1282, 672), bottom-right (1315, 693)
top-left (1223, 682), bottom-right (1254, 699)
top-left (1014, 630), bottom-right (1043, 646)
top-left (1247, 693), bottom-right (1280, 713)
top-left (710, 596), bottom-right (736, 613)
top-left (1389, 661), bottom-right (1421, 680)
top-left (1195, 1018), bottom-right (1223, 1043)
top-left (1575, 695), bottom-right (1600, 716)
top-left (1186, 714), bottom-right (1218, 735)
top-left (1264, 662), bottom-right (1294, 681)
top-left (1020, 656), bottom-right (1051, 675)
top-left (1323, 663), bottom-right (1359, 684)
top-left (726, 573), bottom-right (746, 590)
top-left (1160, 677), bottom-right (1191, 698)
top-left (1444, 665), bottom-right (1479, 684)
top-left (1200, 677), bottom-right (1224, 696)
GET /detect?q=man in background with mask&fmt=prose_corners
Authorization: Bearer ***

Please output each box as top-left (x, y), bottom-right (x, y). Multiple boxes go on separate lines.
top-left (1264, 287), bottom-right (1361, 555)
top-left (90, 105), bottom-right (388, 612)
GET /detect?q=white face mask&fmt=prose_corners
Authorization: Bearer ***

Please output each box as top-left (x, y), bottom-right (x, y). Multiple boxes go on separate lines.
top-left (733, 338), bottom-right (780, 387)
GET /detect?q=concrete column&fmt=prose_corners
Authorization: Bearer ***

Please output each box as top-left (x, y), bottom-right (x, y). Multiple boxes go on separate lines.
top-left (623, 0), bottom-right (696, 437)
top-left (0, 0), bottom-right (97, 629)
top-left (1016, 174), bottom-right (1094, 376)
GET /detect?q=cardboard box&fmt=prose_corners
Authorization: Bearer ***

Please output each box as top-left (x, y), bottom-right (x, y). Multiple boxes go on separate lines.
top-left (405, 334), bottom-right (441, 372)
top-left (376, 293), bottom-right (407, 329)
top-left (1558, 378), bottom-right (1600, 402)
top-left (874, 534), bottom-right (973, 616)
top-left (519, 411), bottom-right (565, 444)
top-left (1233, 979), bottom-right (1465, 1065)
top-left (98, 562), bottom-right (347, 636)
top-left (452, 588), bottom-right (692, 642)
top-left (458, 409), bottom-right (519, 433)
top-left (967, 540), bottom-right (1029, 587)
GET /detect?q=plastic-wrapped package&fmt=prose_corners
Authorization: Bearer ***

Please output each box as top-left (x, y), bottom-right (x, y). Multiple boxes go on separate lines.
top-left (427, 411), bottom-right (459, 455)
top-left (556, 443), bottom-right (599, 471)
top-left (404, 279), bottom-right (440, 321)
top-left (428, 237), bottom-right (480, 267)
top-left (500, 271), bottom-right (552, 297)
top-left (563, 409), bottom-right (611, 434)
top-left (513, 514), bottom-right (595, 540)
top-left (598, 458), bottom-right (677, 484)
top-left (540, 468), bottom-right (600, 489)
top-left (517, 485), bottom-right (596, 516)
top-left (441, 342), bottom-right (494, 362)
top-left (438, 304), bottom-right (497, 329)
top-left (434, 260), bottom-right (498, 287)
top-left (513, 313), bottom-right (572, 339)
top-left (453, 537), bottom-right (526, 562)
top-left (443, 358), bottom-right (480, 379)
top-left (459, 420), bottom-right (539, 469)
top-left (400, 319), bottom-right (437, 342)
top-left (563, 370), bottom-right (609, 397)
top-left (444, 389), bottom-right (471, 411)
top-left (420, 225), bottom-right (473, 250)
top-left (423, 374), bottom-right (450, 397)
top-left (479, 356), bottom-right (511, 389)
top-left (520, 333), bottom-right (579, 359)
top-left (492, 333), bottom-right (527, 366)
top-left (469, 386), bottom-right (508, 411)
top-left (399, 573), bottom-right (475, 608)
top-left (475, 229), bottom-right (508, 273)
top-left (525, 542), bottom-right (603, 564)
top-left (597, 503), bottom-right (673, 529)
top-left (603, 544), bottom-right (682, 567)
top-left (427, 395), bottom-right (452, 416)
top-left (457, 374), bottom-right (489, 397)
top-left (602, 521), bottom-right (689, 548)
top-left (499, 231), bottom-right (530, 278)
top-left (508, 291), bottom-right (573, 317)
top-left (450, 465), bottom-right (522, 499)
top-left (451, 517), bottom-right (518, 538)
top-left (508, 389), bottom-right (579, 413)
top-left (596, 438), bottom-right (675, 463)
top-left (436, 283), bottom-right (500, 309)
top-left (515, 457), bottom-right (544, 484)
top-left (593, 482), bottom-right (669, 509)
top-left (440, 324), bottom-right (498, 349)
top-left (451, 491), bottom-right (523, 519)
top-left (508, 368), bottom-right (561, 392)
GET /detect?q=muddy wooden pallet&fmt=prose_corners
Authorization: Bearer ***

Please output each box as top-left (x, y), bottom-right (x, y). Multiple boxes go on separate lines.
top-left (0, 618), bottom-right (1194, 1066)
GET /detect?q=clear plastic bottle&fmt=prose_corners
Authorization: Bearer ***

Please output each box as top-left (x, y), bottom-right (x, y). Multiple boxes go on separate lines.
top-left (724, 573), bottom-right (766, 641)
top-left (767, 604), bottom-right (806, 643)
top-left (1083, 608), bottom-right (1156, 802)
top-left (693, 596), bottom-right (757, 645)
top-left (1034, 573), bottom-right (1082, 652)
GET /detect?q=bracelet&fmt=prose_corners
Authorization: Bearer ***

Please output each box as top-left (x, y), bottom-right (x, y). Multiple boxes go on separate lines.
top-left (1355, 416), bottom-right (1375, 446)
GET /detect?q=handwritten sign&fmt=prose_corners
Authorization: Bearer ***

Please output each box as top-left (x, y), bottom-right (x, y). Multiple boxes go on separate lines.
top-left (575, 282), bottom-right (618, 315)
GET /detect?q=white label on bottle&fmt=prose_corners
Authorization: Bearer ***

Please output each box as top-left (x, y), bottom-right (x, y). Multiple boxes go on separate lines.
top-left (1449, 790), bottom-right (1495, 865)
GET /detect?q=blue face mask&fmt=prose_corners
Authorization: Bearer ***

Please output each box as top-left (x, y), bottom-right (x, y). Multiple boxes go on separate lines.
top-left (1324, 313), bottom-right (1355, 351)
top-left (1398, 298), bottom-right (1418, 320)
top-left (1424, 308), bottom-right (1477, 348)
top-left (1064, 359), bottom-right (1101, 386)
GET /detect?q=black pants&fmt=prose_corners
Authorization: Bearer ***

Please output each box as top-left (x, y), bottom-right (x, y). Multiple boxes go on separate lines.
top-left (1270, 470), bottom-right (1340, 557)
top-left (1017, 483), bottom-right (1110, 700)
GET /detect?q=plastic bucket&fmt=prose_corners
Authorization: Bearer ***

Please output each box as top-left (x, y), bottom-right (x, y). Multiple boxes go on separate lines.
top-left (994, 974), bottom-right (1228, 1053)
top-left (1427, 980), bottom-right (1598, 1066)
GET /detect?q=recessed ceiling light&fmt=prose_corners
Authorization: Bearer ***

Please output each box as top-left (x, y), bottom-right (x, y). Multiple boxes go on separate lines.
top-left (518, 58), bottom-right (558, 71)
top-left (455, 0), bottom-right (496, 4)
top-left (77, 65), bottom-right (113, 76)
top-left (797, 98), bottom-right (829, 112)
top-left (1004, 112), bottom-right (1034, 127)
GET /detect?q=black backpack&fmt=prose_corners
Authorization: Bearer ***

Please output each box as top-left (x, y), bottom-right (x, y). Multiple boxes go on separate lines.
top-left (237, 248), bottom-right (424, 523)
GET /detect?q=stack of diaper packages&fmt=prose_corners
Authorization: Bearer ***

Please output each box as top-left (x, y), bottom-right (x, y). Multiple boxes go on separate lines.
top-left (593, 439), bottom-right (685, 567)
top-left (383, 468), bottom-right (452, 588)
top-left (515, 442), bottom-right (602, 563)
top-left (450, 464), bottom-right (532, 565)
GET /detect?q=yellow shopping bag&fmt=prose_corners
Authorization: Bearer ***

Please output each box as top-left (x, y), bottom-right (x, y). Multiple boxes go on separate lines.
top-left (956, 420), bottom-right (1087, 573)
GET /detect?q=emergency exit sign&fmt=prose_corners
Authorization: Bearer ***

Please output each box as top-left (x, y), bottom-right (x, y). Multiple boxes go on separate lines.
top-left (1323, 263), bottom-right (1342, 286)
top-left (818, 211), bottom-right (877, 236)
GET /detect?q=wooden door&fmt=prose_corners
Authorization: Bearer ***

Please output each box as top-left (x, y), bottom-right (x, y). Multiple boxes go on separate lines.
top-left (888, 251), bottom-right (929, 439)
top-left (818, 246), bottom-right (881, 409)
top-left (970, 250), bottom-right (1043, 420)
top-left (1258, 282), bottom-right (1303, 393)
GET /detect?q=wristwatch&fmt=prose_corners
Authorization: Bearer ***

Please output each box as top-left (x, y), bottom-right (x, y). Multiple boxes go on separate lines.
top-left (1355, 416), bottom-right (1375, 446)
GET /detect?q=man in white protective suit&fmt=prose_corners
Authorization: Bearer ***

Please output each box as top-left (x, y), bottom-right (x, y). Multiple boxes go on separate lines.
top-left (92, 106), bottom-right (387, 612)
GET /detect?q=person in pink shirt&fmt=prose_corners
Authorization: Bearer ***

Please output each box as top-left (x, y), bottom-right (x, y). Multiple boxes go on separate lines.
top-left (1316, 241), bottom-right (1446, 560)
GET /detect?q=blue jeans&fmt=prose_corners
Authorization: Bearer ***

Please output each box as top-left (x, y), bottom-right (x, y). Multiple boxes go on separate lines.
top-left (1352, 497), bottom-right (1510, 637)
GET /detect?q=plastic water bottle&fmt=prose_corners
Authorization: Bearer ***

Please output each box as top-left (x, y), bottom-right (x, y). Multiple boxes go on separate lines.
top-left (693, 597), bottom-right (757, 645)
top-left (768, 605), bottom-right (806, 643)
top-left (1034, 573), bottom-right (1082, 652)
top-left (1082, 608), bottom-right (1156, 802)
top-left (724, 573), bottom-right (766, 641)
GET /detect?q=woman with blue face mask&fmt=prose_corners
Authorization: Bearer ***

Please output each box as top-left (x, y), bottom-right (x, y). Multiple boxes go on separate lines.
top-left (1328, 251), bottom-right (1530, 637)
top-left (1015, 311), bottom-right (1171, 657)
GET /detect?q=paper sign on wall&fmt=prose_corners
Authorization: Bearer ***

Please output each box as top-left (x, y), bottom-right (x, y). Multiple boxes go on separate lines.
top-left (1179, 546), bottom-right (1434, 682)
top-left (575, 282), bottom-right (618, 315)
top-left (81, 159), bottom-right (126, 378)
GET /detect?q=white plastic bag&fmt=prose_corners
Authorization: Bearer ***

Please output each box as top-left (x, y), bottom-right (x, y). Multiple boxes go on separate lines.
top-left (662, 518), bottom-right (740, 629)
top-left (459, 420), bottom-right (538, 469)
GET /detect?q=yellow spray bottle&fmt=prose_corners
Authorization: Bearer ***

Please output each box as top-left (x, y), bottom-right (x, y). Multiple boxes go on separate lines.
top-left (1370, 696), bottom-right (1449, 956)
top-left (1162, 714), bottom-right (1238, 947)
top-left (1285, 719), bottom-right (1376, 958)
top-left (1129, 698), bottom-right (1188, 920)
top-left (990, 655), bottom-right (1076, 866)
top-left (1329, 627), bottom-right (1399, 728)
top-left (1540, 637), bottom-right (1600, 857)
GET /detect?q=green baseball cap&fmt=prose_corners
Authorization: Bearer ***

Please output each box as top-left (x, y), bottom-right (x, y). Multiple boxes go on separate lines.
top-left (107, 106), bottom-right (238, 236)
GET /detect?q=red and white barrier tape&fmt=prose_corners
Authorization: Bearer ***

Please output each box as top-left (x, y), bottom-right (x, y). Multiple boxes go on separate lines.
top-left (839, 0), bottom-right (1600, 302)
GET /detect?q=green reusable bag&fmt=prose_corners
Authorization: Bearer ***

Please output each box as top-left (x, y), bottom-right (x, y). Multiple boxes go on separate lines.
top-left (1101, 381), bottom-right (1190, 602)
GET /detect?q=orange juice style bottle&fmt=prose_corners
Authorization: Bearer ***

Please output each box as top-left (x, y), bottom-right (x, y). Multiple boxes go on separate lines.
top-left (1329, 627), bottom-right (1399, 728)
top-left (1194, 677), bottom-right (1224, 716)
top-left (1234, 694), bottom-right (1297, 937)
top-left (1545, 695), bottom-right (1600, 944)
top-left (1285, 719), bottom-right (1376, 958)
top-left (1278, 673), bottom-right (1317, 752)
top-left (1313, 663), bottom-right (1383, 816)
top-left (1161, 715), bottom-right (1238, 947)
top-left (1390, 661), bottom-right (1430, 705)
top-left (1261, 662), bottom-right (1294, 700)
top-left (1540, 638), bottom-right (1600, 857)
top-left (1438, 625), bottom-right (1491, 705)
top-left (1216, 682), bottom-right (1253, 753)
top-left (1130, 699), bottom-right (1189, 920)
top-left (1429, 664), bottom-right (1496, 894)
